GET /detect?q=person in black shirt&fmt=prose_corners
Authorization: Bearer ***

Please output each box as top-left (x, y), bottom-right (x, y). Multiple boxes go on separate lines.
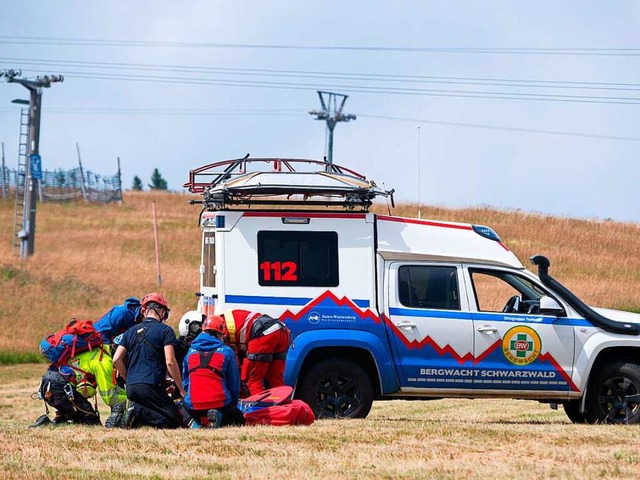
top-left (113, 292), bottom-right (186, 428)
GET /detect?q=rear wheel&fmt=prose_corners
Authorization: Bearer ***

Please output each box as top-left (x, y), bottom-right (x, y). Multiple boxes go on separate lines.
top-left (296, 358), bottom-right (374, 419)
top-left (585, 362), bottom-right (640, 424)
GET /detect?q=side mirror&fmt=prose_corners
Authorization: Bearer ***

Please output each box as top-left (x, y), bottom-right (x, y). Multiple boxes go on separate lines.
top-left (539, 296), bottom-right (564, 316)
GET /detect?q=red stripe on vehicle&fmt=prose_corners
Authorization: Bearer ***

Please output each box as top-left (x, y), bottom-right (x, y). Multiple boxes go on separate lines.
top-left (377, 215), bottom-right (473, 230)
top-left (243, 212), bottom-right (367, 219)
top-left (280, 290), bottom-right (380, 324)
top-left (381, 314), bottom-right (476, 364)
top-left (538, 352), bottom-right (580, 392)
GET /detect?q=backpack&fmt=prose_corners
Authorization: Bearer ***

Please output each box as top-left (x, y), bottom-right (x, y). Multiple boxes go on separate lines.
top-left (239, 386), bottom-right (315, 426)
top-left (39, 319), bottom-right (104, 366)
top-left (187, 350), bottom-right (227, 410)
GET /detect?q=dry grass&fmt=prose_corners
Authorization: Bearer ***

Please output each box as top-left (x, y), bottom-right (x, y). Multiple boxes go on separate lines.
top-left (0, 192), bottom-right (201, 354)
top-left (0, 194), bottom-right (638, 356)
top-left (1, 364), bottom-right (639, 479)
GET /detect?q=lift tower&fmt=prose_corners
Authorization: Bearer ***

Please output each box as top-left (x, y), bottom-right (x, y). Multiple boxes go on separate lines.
top-left (309, 91), bottom-right (356, 167)
top-left (1, 69), bottom-right (63, 258)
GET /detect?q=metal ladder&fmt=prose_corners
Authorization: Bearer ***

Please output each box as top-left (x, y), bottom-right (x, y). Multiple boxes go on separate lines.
top-left (12, 108), bottom-right (29, 255)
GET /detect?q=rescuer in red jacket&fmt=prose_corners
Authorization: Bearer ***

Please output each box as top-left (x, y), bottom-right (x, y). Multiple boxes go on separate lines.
top-left (220, 309), bottom-right (291, 396)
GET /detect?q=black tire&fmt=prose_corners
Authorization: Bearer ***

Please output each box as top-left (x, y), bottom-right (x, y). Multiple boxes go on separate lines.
top-left (585, 362), bottom-right (640, 425)
top-left (296, 358), bottom-right (374, 419)
top-left (562, 399), bottom-right (588, 424)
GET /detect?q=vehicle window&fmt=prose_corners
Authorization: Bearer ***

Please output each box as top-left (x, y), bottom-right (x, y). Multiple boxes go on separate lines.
top-left (398, 266), bottom-right (460, 310)
top-left (257, 231), bottom-right (339, 287)
top-left (202, 231), bottom-right (215, 287)
top-left (470, 269), bottom-right (546, 314)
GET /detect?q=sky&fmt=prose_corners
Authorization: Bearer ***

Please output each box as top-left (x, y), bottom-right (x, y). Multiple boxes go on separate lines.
top-left (0, 1), bottom-right (639, 223)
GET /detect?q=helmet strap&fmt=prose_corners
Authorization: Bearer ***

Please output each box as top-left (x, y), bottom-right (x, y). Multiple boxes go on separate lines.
top-left (147, 305), bottom-right (167, 322)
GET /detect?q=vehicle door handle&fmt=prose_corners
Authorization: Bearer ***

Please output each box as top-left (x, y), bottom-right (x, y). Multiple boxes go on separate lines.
top-left (477, 325), bottom-right (498, 334)
top-left (396, 321), bottom-right (417, 329)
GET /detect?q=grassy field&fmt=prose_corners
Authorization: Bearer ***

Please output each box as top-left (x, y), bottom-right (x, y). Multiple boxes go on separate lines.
top-left (1, 364), bottom-right (639, 479)
top-left (0, 193), bottom-right (639, 479)
top-left (0, 191), bottom-right (201, 356)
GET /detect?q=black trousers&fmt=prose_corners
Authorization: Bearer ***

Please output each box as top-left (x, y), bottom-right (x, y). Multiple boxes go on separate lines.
top-left (185, 403), bottom-right (246, 427)
top-left (126, 383), bottom-right (183, 429)
top-left (39, 371), bottom-right (101, 425)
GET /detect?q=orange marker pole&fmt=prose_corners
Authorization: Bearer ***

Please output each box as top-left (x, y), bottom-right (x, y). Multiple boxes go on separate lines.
top-left (152, 201), bottom-right (162, 287)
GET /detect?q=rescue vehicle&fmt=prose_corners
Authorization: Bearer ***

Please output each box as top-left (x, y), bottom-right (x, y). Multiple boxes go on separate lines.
top-left (184, 157), bottom-right (640, 424)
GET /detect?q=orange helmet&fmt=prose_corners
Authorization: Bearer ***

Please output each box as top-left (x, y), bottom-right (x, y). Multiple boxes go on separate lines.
top-left (141, 293), bottom-right (170, 321)
top-left (202, 314), bottom-right (226, 335)
top-left (141, 292), bottom-right (169, 309)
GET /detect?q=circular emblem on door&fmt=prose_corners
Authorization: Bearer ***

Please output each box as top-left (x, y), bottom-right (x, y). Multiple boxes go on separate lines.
top-left (502, 325), bottom-right (542, 365)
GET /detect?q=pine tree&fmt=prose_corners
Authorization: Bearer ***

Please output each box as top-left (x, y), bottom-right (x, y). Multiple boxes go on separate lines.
top-left (132, 175), bottom-right (143, 191)
top-left (148, 168), bottom-right (168, 190)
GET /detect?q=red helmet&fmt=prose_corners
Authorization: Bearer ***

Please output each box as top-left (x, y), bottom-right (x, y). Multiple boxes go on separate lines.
top-left (202, 314), bottom-right (226, 335)
top-left (141, 292), bottom-right (169, 309)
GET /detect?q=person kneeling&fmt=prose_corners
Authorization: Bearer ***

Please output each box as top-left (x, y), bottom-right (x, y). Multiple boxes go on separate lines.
top-left (182, 315), bottom-right (245, 428)
top-left (113, 293), bottom-right (186, 429)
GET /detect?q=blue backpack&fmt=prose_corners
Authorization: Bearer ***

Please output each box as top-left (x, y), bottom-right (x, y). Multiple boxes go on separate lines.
top-left (39, 319), bottom-right (104, 366)
top-left (94, 297), bottom-right (142, 343)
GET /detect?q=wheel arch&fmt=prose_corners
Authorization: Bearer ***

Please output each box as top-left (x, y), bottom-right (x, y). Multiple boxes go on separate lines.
top-left (590, 346), bottom-right (640, 373)
top-left (284, 329), bottom-right (399, 395)
top-left (579, 346), bottom-right (640, 413)
top-left (575, 336), bottom-right (640, 391)
top-left (296, 346), bottom-right (382, 398)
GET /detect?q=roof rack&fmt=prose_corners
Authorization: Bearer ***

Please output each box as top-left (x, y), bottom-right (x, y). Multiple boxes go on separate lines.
top-left (184, 155), bottom-right (393, 211)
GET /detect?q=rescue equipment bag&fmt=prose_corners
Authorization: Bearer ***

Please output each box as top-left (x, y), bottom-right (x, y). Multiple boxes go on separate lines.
top-left (39, 319), bottom-right (103, 366)
top-left (244, 400), bottom-right (315, 426)
top-left (240, 386), bottom-right (315, 426)
top-left (187, 350), bottom-right (227, 410)
top-left (241, 385), bottom-right (294, 410)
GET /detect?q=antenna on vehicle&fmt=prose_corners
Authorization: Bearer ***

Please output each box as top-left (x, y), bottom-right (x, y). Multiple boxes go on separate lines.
top-left (417, 126), bottom-right (422, 219)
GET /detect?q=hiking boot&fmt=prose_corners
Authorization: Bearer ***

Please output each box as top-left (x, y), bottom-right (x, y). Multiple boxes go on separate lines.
top-left (51, 412), bottom-right (67, 426)
top-left (206, 409), bottom-right (223, 428)
top-left (29, 414), bottom-right (52, 428)
top-left (123, 400), bottom-right (136, 429)
top-left (105, 402), bottom-right (126, 428)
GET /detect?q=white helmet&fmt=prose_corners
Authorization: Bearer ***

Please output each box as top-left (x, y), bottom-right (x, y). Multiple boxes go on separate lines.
top-left (179, 310), bottom-right (205, 337)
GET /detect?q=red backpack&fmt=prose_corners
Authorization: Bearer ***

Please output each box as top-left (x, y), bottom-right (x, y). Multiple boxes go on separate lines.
top-left (187, 350), bottom-right (227, 410)
top-left (39, 319), bottom-right (104, 366)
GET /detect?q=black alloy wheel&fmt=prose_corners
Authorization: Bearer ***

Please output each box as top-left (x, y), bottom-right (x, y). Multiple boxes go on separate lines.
top-left (585, 362), bottom-right (640, 424)
top-left (297, 358), bottom-right (373, 419)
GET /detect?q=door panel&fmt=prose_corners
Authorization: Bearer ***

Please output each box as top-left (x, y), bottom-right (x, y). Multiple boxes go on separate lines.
top-left (386, 263), bottom-right (475, 390)
top-left (465, 266), bottom-right (576, 394)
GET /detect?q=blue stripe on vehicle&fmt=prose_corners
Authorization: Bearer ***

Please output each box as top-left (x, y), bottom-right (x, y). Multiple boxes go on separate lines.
top-left (389, 308), bottom-right (472, 320)
top-left (352, 299), bottom-right (370, 308)
top-left (225, 294), bottom-right (370, 308)
top-left (389, 307), bottom-right (592, 327)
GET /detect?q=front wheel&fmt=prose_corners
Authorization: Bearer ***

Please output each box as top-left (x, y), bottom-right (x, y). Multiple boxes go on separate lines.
top-left (296, 358), bottom-right (374, 419)
top-left (585, 362), bottom-right (640, 424)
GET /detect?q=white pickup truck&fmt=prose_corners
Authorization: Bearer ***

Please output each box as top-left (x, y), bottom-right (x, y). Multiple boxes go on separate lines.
top-left (184, 157), bottom-right (640, 424)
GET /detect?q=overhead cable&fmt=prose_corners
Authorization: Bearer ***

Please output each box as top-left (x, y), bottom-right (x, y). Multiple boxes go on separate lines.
top-left (2, 35), bottom-right (640, 56)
